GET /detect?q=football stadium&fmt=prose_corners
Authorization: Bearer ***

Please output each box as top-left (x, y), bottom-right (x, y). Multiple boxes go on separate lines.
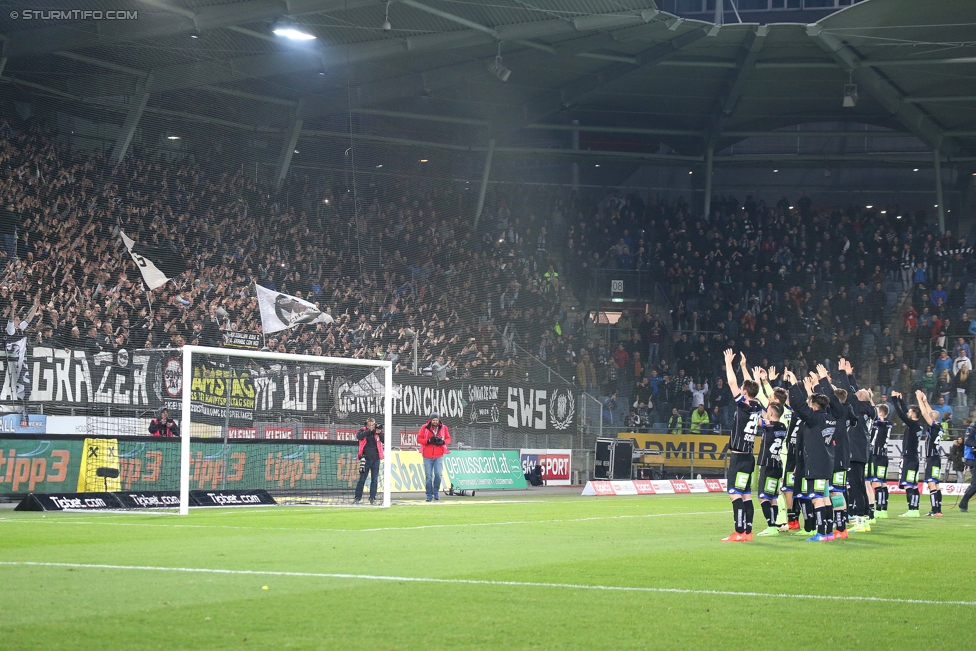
top-left (1, 0), bottom-right (976, 647)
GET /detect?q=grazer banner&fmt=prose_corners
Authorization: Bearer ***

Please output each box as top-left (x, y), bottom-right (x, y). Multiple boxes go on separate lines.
top-left (441, 450), bottom-right (527, 490)
top-left (520, 449), bottom-right (572, 486)
top-left (619, 433), bottom-right (730, 469)
top-left (5, 347), bottom-right (578, 434)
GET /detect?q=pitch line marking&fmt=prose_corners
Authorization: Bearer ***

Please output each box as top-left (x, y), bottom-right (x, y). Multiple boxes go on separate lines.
top-left (0, 510), bottom-right (726, 533)
top-left (1, 561), bottom-right (973, 608)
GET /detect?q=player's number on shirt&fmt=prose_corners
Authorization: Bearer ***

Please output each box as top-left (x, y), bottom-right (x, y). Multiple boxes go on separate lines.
top-left (768, 439), bottom-right (783, 457)
top-left (743, 413), bottom-right (760, 442)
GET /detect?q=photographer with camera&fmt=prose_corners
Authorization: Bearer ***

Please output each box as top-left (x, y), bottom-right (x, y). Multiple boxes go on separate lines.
top-left (417, 412), bottom-right (451, 502)
top-left (148, 408), bottom-right (180, 437)
top-left (958, 422), bottom-right (976, 512)
top-left (354, 417), bottom-right (384, 505)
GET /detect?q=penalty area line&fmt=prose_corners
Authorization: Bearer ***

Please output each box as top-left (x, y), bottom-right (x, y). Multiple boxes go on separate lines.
top-left (1, 561), bottom-right (974, 607)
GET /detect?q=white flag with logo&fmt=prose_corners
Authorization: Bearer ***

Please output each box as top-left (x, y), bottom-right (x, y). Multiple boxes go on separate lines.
top-left (120, 231), bottom-right (184, 290)
top-left (256, 284), bottom-right (333, 334)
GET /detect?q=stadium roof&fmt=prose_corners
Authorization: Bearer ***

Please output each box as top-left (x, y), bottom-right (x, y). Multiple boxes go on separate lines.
top-left (1, 0), bottom-right (974, 164)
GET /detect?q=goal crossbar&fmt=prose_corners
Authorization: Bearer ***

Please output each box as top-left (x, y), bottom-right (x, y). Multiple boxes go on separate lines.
top-left (178, 345), bottom-right (394, 514)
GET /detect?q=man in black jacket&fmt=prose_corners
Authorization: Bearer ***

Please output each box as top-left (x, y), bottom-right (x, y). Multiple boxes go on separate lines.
top-left (958, 424), bottom-right (976, 512)
top-left (354, 418), bottom-right (384, 504)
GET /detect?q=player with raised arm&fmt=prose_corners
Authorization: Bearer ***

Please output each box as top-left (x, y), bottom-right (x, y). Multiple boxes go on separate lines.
top-left (867, 400), bottom-right (893, 519)
top-left (752, 365), bottom-right (794, 532)
top-left (755, 401), bottom-right (787, 536)
top-left (788, 365), bottom-right (841, 542)
top-left (890, 391), bottom-right (923, 517)
top-left (834, 359), bottom-right (874, 533)
top-left (777, 369), bottom-right (805, 532)
top-left (915, 391), bottom-right (944, 517)
top-left (721, 349), bottom-right (763, 543)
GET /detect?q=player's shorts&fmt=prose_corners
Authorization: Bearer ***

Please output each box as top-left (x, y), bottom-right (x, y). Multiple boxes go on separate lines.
top-left (867, 454), bottom-right (889, 482)
top-left (758, 465), bottom-right (783, 500)
top-left (781, 470), bottom-right (796, 493)
top-left (726, 453), bottom-right (755, 496)
top-left (803, 477), bottom-right (830, 500)
top-left (830, 469), bottom-right (848, 493)
top-left (924, 457), bottom-right (942, 484)
top-left (899, 458), bottom-right (920, 487)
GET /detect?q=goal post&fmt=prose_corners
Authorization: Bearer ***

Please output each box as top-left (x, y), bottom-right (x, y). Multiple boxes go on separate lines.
top-left (177, 345), bottom-right (393, 515)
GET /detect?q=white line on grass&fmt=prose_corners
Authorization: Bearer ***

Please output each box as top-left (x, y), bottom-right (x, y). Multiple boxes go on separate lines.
top-left (0, 510), bottom-right (727, 533)
top-left (2, 561), bottom-right (973, 608)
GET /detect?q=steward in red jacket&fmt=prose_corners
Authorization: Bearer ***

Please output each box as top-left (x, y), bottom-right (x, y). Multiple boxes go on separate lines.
top-left (148, 408), bottom-right (180, 437)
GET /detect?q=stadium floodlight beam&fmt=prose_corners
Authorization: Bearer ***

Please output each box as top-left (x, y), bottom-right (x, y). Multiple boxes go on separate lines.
top-left (273, 23), bottom-right (316, 41)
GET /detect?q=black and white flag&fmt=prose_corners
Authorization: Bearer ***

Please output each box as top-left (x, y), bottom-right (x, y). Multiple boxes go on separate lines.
top-left (256, 285), bottom-right (333, 334)
top-left (120, 231), bottom-right (185, 290)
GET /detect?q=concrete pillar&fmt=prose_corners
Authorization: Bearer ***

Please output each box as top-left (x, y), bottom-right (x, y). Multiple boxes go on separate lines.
top-left (703, 146), bottom-right (714, 220)
top-left (934, 149), bottom-right (946, 234)
top-left (111, 73), bottom-right (152, 163)
top-left (274, 98), bottom-right (306, 190)
top-left (473, 137), bottom-right (495, 231)
top-left (571, 119), bottom-right (580, 193)
top-left (714, 0), bottom-right (724, 26)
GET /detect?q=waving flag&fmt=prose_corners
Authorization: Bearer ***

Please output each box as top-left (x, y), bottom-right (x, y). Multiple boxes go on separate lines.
top-left (120, 231), bottom-right (185, 290)
top-left (256, 284), bottom-right (333, 334)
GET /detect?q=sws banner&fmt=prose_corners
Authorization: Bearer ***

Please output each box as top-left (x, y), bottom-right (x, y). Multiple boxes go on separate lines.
top-left (334, 377), bottom-right (578, 434)
top-left (5, 347), bottom-right (579, 434)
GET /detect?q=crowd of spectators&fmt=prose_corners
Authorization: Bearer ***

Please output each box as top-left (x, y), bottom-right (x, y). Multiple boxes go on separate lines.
top-left (568, 192), bottom-right (976, 435)
top-left (0, 116), bottom-right (573, 382)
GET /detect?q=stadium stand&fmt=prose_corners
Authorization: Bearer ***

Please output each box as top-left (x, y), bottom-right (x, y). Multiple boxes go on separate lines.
top-left (0, 111), bottom-right (974, 438)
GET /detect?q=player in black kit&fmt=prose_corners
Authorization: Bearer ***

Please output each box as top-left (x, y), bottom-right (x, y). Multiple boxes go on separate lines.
top-left (788, 366), bottom-right (842, 542)
top-left (721, 349), bottom-right (763, 543)
top-left (834, 359), bottom-right (873, 534)
top-left (866, 403), bottom-right (892, 519)
top-left (891, 391), bottom-right (923, 517)
top-left (914, 391), bottom-right (944, 517)
top-left (756, 402), bottom-right (787, 537)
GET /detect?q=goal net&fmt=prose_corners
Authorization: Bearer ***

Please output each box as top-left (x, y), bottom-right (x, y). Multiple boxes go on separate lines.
top-left (85, 345), bottom-right (393, 514)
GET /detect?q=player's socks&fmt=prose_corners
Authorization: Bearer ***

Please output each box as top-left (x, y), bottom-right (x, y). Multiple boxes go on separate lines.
top-left (732, 498), bottom-right (745, 534)
top-left (743, 500), bottom-right (754, 534)
top-left (835, 508), bottom-right (846, 532)
top-left (935, 489), bottom-right (942, 514)
top-left (815, 506), bottom-right (827, 535)
top-left (802, 501), bottom-right (815, 532)
top-left (824, 505), bottom-right (834, 534)
top-left (761, 501), bottom-right (774, 527)
top-left (771, 503), bottom-right (779, 525)
top-left (868, 504), bottom-right (875, 519)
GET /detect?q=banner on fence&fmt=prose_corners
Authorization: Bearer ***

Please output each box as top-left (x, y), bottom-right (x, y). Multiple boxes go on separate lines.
top-left (11, 347), bottom-right (579, 435)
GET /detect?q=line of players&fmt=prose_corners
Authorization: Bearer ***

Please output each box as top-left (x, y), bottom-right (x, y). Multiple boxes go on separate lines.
top-left (720, 349), bottom-right (944, 542)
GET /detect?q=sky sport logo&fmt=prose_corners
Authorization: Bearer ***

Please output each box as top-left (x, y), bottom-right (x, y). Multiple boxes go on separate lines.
top-left (9, 9), bottom-right (138, 20)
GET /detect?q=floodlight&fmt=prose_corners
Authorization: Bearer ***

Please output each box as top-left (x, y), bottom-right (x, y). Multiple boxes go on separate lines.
top-left (488, 56), bottom-right (511, 82)
top-left (273, 22), bottom-right (316, 41)
top-left (488, 42), bottom-right (511, 82)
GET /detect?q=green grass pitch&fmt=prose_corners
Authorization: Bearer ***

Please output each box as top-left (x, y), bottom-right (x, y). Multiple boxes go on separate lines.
top-left (2, 493), bottom-right (975, 649)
